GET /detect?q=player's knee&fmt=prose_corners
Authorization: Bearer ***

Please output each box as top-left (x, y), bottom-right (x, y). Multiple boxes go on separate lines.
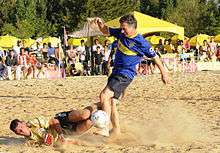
top-left (100, 89), bottom-right (113, 100)
top-left (81, 110), bottom-right (91, 120)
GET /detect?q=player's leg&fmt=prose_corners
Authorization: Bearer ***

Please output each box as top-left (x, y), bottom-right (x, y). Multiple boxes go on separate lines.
top-left (96, 86), bottom-right (114, 136)
top-left (110, 98), bottom-right (121, 136)
top-left (68, 105), bottom-right (95, 122)
top-left (100, 86), bottom-right (114, 120)
top-left (75, 119), bottom-right (94, 135)
top-left (108, 75), bottom-right (132, 136)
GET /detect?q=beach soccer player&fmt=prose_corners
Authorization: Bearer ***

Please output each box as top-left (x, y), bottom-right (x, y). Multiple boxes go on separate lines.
top-left (95, 14), bottom-right (169, 137)
top-left (9, 104), bottom-right (106, 146)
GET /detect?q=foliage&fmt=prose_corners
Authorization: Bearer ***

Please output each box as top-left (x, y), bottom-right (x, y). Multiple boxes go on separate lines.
top-left (0, 0), bottom-right (219, 38)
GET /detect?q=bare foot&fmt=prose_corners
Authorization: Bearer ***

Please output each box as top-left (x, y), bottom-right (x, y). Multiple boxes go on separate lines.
top-left (93, 128), bottom-right (109, 137)
top-left (110, 129), bottom-right (121, 137)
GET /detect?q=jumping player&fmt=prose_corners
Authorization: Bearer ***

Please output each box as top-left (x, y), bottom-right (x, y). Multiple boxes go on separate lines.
top-left (95, 14), bottom-right (169, 137)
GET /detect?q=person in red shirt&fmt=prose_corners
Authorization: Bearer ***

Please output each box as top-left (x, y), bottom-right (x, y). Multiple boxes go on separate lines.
top-left (26, 52), bottom-right (38, 79)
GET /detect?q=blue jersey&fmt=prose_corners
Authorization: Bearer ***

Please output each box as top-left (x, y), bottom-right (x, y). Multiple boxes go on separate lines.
top-left (109, 28), bottom-right (156, 79)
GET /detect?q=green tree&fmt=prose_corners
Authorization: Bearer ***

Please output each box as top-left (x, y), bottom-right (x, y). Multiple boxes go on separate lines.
top-left (165, 0), bottom-right (205, 37)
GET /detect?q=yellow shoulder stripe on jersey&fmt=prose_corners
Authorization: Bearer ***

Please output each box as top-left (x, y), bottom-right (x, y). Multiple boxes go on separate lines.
top-left (118, 40), bottom-right (137, 56)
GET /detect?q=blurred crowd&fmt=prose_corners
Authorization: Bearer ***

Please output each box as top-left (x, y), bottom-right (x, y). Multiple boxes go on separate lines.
top-left (0, 36), bottom-right (219, 80)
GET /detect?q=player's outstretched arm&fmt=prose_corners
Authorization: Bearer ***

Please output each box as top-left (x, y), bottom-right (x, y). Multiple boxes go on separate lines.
top-left (153, 56), bottom-right (169, 84)
top-left (95, 17), bottom-right (109, 36)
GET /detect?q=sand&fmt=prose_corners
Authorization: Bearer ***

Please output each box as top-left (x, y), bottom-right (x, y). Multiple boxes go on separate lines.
top-left (0, 71), bottom-right (220, 153)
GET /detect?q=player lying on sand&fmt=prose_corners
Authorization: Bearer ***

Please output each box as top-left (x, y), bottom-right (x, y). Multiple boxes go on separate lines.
top-left (9, 104), bottom-right (106, 146)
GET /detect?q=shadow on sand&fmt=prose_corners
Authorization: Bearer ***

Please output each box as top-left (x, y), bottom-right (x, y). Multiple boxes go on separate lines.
top-left (0, 136), bottom-right (25, 145)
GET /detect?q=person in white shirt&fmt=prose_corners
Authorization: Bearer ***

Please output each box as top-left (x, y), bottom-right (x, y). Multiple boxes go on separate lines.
top-left (13, 41), bottom-right (22, 56)
top-left (76, 40), bottom-right (86, 64)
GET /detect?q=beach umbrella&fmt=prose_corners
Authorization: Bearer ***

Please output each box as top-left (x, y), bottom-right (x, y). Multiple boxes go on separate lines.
top-left (42, 37), bottom-right (61, 47)
top-left (68, 38), bottom-right (87, 46)
top-left (145, 35), bottom-right (164, 45)
top-left (189, 34), bottom-right (210, 47)
top-left (22, 38), bottom-right (36, 48)
top-left (0, 35), bottom-right (18, 48)
top-left (214, 34), bottom-right (220, 43)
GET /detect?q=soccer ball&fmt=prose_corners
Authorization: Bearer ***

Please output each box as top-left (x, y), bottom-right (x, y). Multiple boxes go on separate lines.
top-left (91, 110), bottom-right (109, 129)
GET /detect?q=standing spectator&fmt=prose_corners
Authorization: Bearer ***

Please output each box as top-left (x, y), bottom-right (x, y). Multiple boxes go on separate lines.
top-left (102, 40), bottom-right (111, 75)
top-left (94, 46), bottom-right (103, 75)
top-left (208, 37), bottom-right (217, 61)
top-left (17, 48), bottom-right (29, 80)
top-left (77, 40), bottom-right (86, 64)
top-left (0, 56), bottom-right (6, 80)
top-left (155, 39), bottom-right (165, 54)
top-left (47, 42), bottom-right (56, 64)
top-left (183, 38), bottom-right (190, 52)
top-left (5, 50), bottom-right (18, 80)
top-left (26, 52), bottom-right (38, 79)
top-left (13, 41), bottom-right (22, 56)
top-left (93, 39), bottom-right (104, 53)
top-left (199, 40), bottom-right (209, 61)
top-left (41, 43), bottom-right (48, 61)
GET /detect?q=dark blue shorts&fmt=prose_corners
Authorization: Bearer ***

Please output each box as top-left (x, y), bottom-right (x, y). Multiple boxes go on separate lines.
top-left (107, 74), bottom-right (132, 99)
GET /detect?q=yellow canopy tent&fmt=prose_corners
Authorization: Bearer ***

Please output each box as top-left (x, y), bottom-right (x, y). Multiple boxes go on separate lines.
top-left (145, 35), bottom-right (165, 45)
top-left (189, 34), bottom-right (210, 47)
top-left (214, 34), bottom-right (220, 43)
top-left (22, 38), bottom-right (36, 48)
top-left (42, 37), bottom-right (61, 47)
top-left (0, 35), bottom-right (18, 48)
top-left (106, 11), bottom-right (184, 37)
top-left (68, 38), bottom-right (88, 46)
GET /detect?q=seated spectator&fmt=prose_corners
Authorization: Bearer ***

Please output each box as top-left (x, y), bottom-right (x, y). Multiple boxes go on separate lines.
top-left (64, 47), bottom-right (82, 76)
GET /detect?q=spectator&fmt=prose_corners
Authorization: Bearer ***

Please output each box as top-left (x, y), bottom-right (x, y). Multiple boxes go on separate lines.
top-left (94, 46), bottom-right (103, 75)
top-left (102, 40), bottom-right (111, 75)
top-left (5, 50), bottom-right (18, 80)
top-left (64, 47), bottom-right (81, 76)
top-left (17, 48), bottom-right (29, 80)
top-left (76, 40), bottom-right (86, 64)
top-left (183, 38), bottom-right (190, 52)
top-left (199, 40), bottom-right (209, 62)
top-left (13, 41), bottom-right (22, 56)
top-left (41, 43), bottom-right (48, 61)
top-left (92, 38), bottom-right (104, 53)
top-left (26, 52), bottom-right (38, 79)
top-left (155, 39), bottom-right (165, 54)
top-left (0, 56), bottom-right (6, 80)
top-left (164, 39), bottom-right (175, 53)
top-left (47, 42), bottom-right (56, 64)
top-left (208, 37), bottom-right (217, 62)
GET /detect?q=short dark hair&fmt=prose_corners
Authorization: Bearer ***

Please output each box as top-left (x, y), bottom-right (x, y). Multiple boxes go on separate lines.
top-left (96, 46), bottom-right (100, 49)
top-left (80, 40), bottom-right (85, 44)
top-left (10, 119), bottom-right (21, 132)
top-left (119, 14), bottom-right (137, 29)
